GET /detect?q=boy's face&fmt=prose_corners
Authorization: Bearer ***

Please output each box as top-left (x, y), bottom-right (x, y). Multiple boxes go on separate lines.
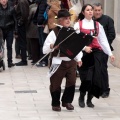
top-left (59, 17), bottom-right (71, 27)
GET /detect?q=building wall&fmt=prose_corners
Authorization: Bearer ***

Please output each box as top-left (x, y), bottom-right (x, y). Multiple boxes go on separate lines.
top-left (104, 0), bottom-right (120, 68)
top-left (84, 0), bottom-right (104, 6)
top-left (104, 0), bottom-right (114, 19)
top-left (110, 0), bottom-right (120, 68)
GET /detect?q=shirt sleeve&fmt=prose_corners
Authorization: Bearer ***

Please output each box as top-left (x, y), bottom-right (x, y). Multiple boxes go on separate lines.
top-left (43, 31), bottom-right (56, 54)
top-left (74, 51), bottom-right (83, 62)
top-left (74, 22), bottom-right (80, 33)
top-left (97, 23), bottom-right (113, 56)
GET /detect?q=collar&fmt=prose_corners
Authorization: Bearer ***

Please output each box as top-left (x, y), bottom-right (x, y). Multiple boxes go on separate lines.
top-left (95, 14), bottom-right (103, 21)
top-left (83, 18), bottom-right (93, 22)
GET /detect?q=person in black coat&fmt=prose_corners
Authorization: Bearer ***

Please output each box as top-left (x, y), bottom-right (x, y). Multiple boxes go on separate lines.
top-left (15, 0), bottom-right (29, 66)
top-left (93, 3), bottom-right (116, 98)
top-left (35, 0), bottom-right (48, 67)
top-left (8, 0), bottom-right (16, 6)
top-left (27, 0), bottom-right (35, 5)
top-left (0, 0), bottom-right (17, 67)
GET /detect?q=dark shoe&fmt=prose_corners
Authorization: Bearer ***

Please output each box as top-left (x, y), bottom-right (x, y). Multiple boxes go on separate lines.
top-left (28, 56), bottom-right (32, 60)
top-left (15, 61), bottom-right (27, 66)
top-left (31, 61), bottom-right (34, 63)
top-left (8, 63), bottom-right (15, 68)
top-left (52, 106), bottom-right (61, 112)
top-left (101, 93), bottom-right (109, 98)
top-left (31, 62), bottom-right (36, 65)
top-left (15, 55), bottom-right (21, 59)
top-left (78, 92), bottom-right (86, 108)
top-left (62, 103), bottom-right (74, 110)
top-left (36, 61), bottom-right (47, 67)
top-left (86, 94), bottom-right (94, 108)
top-left (87, 101), bottom-right (94, 108)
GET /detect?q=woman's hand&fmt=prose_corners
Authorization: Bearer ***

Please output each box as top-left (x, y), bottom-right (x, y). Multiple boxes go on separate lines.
top-left (77, 61), bottom-right (82, 67)
top-left (110, 55), bottom-right (115, 62)
top-left (84, 46), bottom-right (92, 53)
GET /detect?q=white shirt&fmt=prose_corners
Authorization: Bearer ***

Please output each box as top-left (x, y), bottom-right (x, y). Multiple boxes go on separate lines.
top-left (74, 18), bottom-right (113, 56)
top-left (43, 30), bottom-right (83, 64)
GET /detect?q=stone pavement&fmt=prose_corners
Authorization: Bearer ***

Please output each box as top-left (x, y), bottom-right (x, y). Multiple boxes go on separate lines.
top-left (0, 52), bottom-right (120, 120)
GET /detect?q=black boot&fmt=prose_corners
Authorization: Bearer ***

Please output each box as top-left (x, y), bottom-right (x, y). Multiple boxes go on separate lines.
top-left (86, 93), bottom-right (94, 108)
top-left (51, 90), bottom-right (61, 106)
top-left (8, 62), bottom-right (15, 68)
top-left (78, 92), bottom-right (86, 108)
top-left (62, 85), bottom-right (75, 103)
top-left (61, 85), bottom-right (75, 110)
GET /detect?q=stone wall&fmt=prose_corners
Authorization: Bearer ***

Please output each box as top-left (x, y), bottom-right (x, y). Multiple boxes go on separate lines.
top-left (109, 0), bottom-right (120, 68)
top-left (84, 0), bottom-right (104, 7)
top-left (112, 35), bottom-right (120, 68)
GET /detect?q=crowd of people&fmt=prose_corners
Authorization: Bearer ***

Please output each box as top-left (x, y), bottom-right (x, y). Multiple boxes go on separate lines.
top-left (0, 0), bottom-right (82, 67)
top-left (0, 0), bottom-right (116, 112)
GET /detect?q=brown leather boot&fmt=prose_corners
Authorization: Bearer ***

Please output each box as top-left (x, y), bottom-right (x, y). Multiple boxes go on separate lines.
top-left (52, 106), bottom-right (61, 111)
top-left (62, 103), bottom-right (74, 110)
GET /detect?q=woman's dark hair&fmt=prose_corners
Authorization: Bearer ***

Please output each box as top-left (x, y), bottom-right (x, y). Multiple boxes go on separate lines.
top-left (78, 4), bottom-right (93, 20)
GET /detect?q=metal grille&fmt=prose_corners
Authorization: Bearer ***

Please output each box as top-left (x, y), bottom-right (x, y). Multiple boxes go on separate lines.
top-left (0, 83), bottom-right (5, 85)
top-left (15, 90), bottom-right (37, 93)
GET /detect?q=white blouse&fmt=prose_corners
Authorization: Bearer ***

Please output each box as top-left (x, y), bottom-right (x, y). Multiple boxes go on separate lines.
top-left (74, 18), bottom-right (113, 56)
top-left (43, 30), bottom-right (83, 63)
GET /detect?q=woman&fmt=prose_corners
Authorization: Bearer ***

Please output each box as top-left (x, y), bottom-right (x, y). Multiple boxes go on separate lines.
top-left (74, 4), bottom-right (115, 108)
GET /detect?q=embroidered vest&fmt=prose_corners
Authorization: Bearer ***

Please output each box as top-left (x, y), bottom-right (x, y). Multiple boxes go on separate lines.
top-left (79, 20), bottom-right (102, 50)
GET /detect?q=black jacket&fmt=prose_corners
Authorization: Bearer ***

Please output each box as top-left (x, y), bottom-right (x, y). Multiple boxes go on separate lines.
top-left (0, 2), bottom-right (17, 32)
top-left (8, 0), bottom-right (16, 6)
top-left (37, 1), bottom-right (48, 25)
top-left (95, 15), bottom-right (116, 51)
top-left (15, 0), bottom-right (29, 26)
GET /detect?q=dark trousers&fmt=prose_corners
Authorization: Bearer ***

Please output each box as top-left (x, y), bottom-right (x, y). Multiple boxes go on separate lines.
top-left (27, 38), bottom-right (32, 57)
top-left (3, 30), bottom-right (14, 63)
top-left (17, 24), bottom-right (27, 62)
top-left (38, 27), bottom-right (48, 63)
top-left (101, 53), bottom-right (110, 94)
top-left (30, 38), bottom-right (40, 62)
top-left (50, 60), bottom-right (76, 106)
top-left (15, 37), bottom-right (21, 56)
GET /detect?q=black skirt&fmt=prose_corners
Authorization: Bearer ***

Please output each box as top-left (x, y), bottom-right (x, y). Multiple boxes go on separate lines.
top-left (78, 49), bottom-right (104, 98)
